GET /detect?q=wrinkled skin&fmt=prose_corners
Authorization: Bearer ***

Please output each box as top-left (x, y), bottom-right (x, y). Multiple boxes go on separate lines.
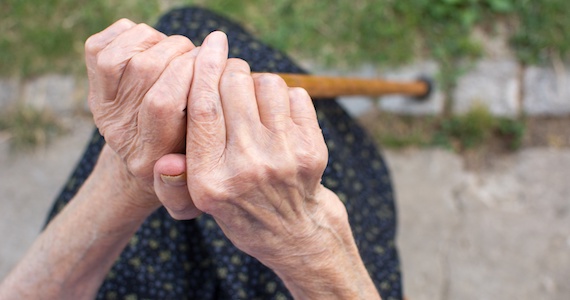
top-left (84, 19), bottom-right (200, 215)
top-left (166, 32), bottom-right (349, 273)
top-left (86, 19), bottom-right (194, 184)
top-left (86, 20), bottom-right (380, 299)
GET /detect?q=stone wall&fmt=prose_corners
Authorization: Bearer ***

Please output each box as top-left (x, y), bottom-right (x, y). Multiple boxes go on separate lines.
top-left (338, 59), bottom-right (570, 118)
top-left (0, 75), bottom-right (88, 115)
top-left (1, 60), bottom-right (569, 118)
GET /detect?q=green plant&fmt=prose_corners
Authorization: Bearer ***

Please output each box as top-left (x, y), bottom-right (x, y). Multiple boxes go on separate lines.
top-left (496, 118), bottom-right (525, 150)
top-left (436, 104), bottom-right (496, 149)
top-left (511, 0), bottom-right (570, 64)
top-left (378, 132), bottom-right (428, 149)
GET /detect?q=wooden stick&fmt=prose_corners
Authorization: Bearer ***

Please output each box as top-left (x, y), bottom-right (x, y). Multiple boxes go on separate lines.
top-left (265, 73), bottom-right (430, 99)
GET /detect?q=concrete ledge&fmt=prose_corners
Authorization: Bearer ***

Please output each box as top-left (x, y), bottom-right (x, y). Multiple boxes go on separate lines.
top-left (524, 66), bottom-right (570, 116)
top-left (23, 75), bottom-right (76, 113)
top-left (0, 78), bottom-right (20, 110)
top-left (3, 59), bottom-right (570, 119)
top-left (378, 61), bottom-right (444, 115)
top-left (453, 59), bottom-right (520, 117)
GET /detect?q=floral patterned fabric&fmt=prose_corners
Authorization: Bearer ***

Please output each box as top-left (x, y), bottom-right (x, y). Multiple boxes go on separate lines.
top-left (46, 7), bottom-right (402, 300)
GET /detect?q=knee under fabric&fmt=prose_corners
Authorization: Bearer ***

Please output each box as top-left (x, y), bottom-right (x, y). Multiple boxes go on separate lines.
top-left (46, 7), bottom-right (403, 300)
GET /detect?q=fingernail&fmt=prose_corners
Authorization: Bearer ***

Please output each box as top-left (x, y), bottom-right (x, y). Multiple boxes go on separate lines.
top-left (160, 173), bottom-right (187, 186)
top-left (204, 31), bottom-right (226, 49)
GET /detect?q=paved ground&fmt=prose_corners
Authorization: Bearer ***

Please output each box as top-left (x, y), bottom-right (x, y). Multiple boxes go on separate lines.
top-left (0, 116), bottom-right (569, 299)
top-left (388, 148), bottom-right (570, 300)
top-left (0, 117), bottom-right (93, 277)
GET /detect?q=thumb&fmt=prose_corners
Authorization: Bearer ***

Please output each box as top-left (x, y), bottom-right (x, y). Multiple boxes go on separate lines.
top-left (154, 153), bottom-right (202, 220)
top-left (186, 31), bottom-right (228, 171)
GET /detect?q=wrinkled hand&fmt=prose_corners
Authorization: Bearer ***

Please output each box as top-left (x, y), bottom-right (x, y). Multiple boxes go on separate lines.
top-left (84, 19), bottom-right (204, 215)
top-left (85, 19), bottom-right (198, 186)
top-left (155, 32), bottom-right (352, 278)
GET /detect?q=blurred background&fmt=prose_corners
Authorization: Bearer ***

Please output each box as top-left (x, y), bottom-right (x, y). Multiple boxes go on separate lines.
top-left (1, 0), bottom-right (569, 299)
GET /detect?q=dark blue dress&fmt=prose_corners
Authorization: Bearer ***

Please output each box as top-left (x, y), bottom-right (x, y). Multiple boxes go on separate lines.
top-left (46, 7), bottom-right (402, 300)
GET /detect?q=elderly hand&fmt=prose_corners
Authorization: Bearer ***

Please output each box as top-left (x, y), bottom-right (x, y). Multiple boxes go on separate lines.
top-left (84, 19), bottom-right (201, 215)
top-left (85, 21), bottom-right (378, 298)
top-left (1, 19), bottom-right (380, 300)
top-left (85, 19), bottom-right (198, 183)
top-left (154, 32), bottom-right (377, 299)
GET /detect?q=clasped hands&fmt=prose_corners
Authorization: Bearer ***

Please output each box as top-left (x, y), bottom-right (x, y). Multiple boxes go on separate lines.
top-left (0, 18), bottom-right (379, 300)
top-left (86, 18), bottom-right (357, 276)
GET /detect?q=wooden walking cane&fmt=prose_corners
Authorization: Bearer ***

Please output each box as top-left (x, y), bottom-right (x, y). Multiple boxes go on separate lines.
top-left (260, 73), bottom-right (432, 100)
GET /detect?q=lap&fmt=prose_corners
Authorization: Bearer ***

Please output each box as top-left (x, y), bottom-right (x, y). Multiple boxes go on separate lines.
top-left (47, 7), bottom-right (402, 300)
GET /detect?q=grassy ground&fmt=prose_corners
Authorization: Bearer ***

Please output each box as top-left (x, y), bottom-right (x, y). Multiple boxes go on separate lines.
top-left (2, 0), bottom-right (570, 77)
top-left (1, 0), bottom-right (569, 151)
top-left (359, 105), bottom-right (525, 152)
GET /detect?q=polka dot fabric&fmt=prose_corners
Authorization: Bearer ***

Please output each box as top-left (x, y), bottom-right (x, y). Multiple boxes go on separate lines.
top-left (46, 7), bottom-right (402, 300)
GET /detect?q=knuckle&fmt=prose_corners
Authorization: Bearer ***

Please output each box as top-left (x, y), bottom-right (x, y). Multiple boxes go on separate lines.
top-left (85, 34), bottom-right (103, 56)
top-left (314, 151), bottom-right (329, 171)
top-left (189, 92), bottom-right (220, 122)
top-left (226, 58), bottom-right (251, 72)
top-left (167, 35), bottom-right (194, 48)
top-left (259, 157), bottom-right (296, 181)
top-left (225, 70), bottom-right (251, 82)
top-left (191, 183), bottom-right (229, 213)
top-left (133, 23), bottom-right (165, 44)
top-left (329, 199), bottom-right (349, 223)
top-left (134, 23), bottom-right (155, 35)
top-left (143, 92), bottom-right (175, 118)
top-left (115, 18), bottom-right (134, 27)
top-left (95, 51), bottom-right (121, 76)
top-left (275, 165), bottom-right (297, 181)
top-left (128, 53), bottom-right (159, 74)
top-left (298, 144), bottom-right (328, 173)
top-left (167, 34), bottom-right (190, 44)
top-left (313, 147), bottom-right (329, 170)
top-left (107, 18), bottom-right (136, 35)
top-left (221, 69), bottom-right (252, 88)
top-left (254, 73), bottom-right (286, 89)
top-left (289, 87), bottom-right (310, 99)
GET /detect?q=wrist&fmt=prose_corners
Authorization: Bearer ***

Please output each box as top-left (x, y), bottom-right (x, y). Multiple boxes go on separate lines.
top-left (86, 145), bottom-right (161, 223)
top-left (274, 233), bottom-right (376, 299)
top-left (0, 146), bottom-right (162, 299)
top-left (271, 188), bottom-right (381, 299)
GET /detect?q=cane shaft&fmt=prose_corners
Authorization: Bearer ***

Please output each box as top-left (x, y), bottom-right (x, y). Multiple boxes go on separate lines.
top-left (268, 73), bottom-right (429, 99)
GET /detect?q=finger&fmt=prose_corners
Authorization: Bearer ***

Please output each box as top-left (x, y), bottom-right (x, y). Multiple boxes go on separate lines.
top-left (85, 19), bottom-right (136, 80)
top-left (219, 59), bottom-right (260, 142)
top-left (138, 47), bottom-right (201, 157)
top-left (117, 35), bottom-right (195, 105)
top-left (288, 87), bottom-right (319, 129)
top-left (186, 31), bottom-right (229, 166)
top-left (154, 154), bottom-right (202, 220)
top-left (94, 23), bottom-right (166, 101)
top-left (252, 73), bottom-right (291, 132)
top-left (288, 87), bottom-right (328, 181)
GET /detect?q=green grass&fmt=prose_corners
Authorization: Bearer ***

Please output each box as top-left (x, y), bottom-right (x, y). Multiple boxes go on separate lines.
top-left (361, 106), bottom-right (526, 152)
top-left (512, 1), bottom-right (570, 65)
top-left (0, 0), bottom-right (160, 77)
top-left (1, 0), bottom-right (568, 78)
top-left (0, 0), bottom-right (555, 151)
